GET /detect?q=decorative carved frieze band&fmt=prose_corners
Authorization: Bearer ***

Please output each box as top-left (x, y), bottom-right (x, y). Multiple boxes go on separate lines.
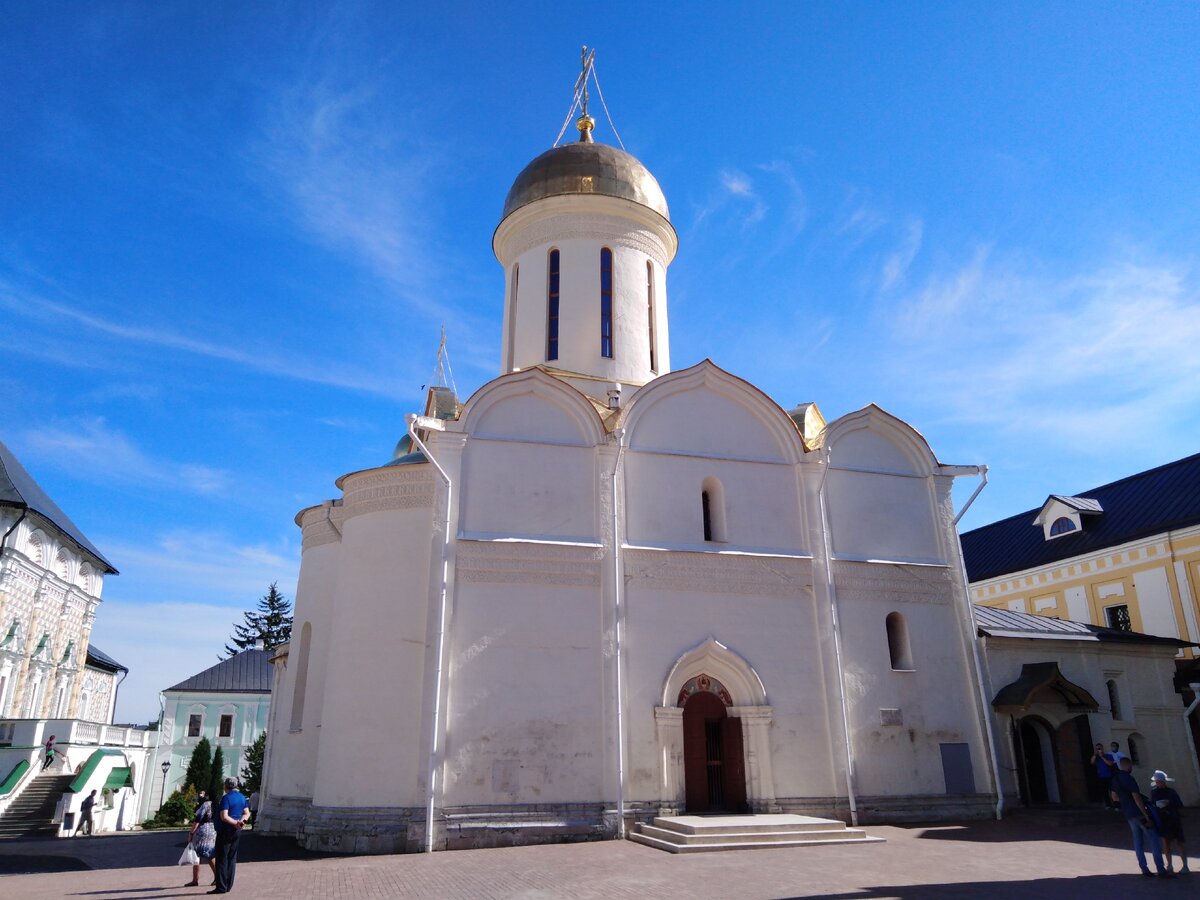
top-left (340, 469), bottom-right (435, 522)
top-left (832, 560), bottom-right (955, 605)
top-left (624, 549), bottom-right (812, 597)
top-left (456, 541), bottom-right (604, 587)
top-left (509, 213), bottom-right (670, 265)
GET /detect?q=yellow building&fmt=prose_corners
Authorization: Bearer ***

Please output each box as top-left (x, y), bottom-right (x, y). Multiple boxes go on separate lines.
top-left (963, 453), bottom-right (1200, 659)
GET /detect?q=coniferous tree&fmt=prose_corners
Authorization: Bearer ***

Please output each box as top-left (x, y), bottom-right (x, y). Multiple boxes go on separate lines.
top-left (184, 737), bottom-right (213, 794)
top-left (208, 745), bottom-right (225, 804)
top-left (240, 732), bottom-right (266, 796)
top-left (225, 582), bottom-right (293, 657)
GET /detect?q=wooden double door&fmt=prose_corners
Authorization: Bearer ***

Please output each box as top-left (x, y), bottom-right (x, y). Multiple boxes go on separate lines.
top-left (682, 691), bottom-right (748, 813)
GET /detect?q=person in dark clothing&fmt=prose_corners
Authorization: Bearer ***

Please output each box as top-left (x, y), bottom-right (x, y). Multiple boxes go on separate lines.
top-left (1150, 770), bottom-right (1189, 874)
top-left (1111, 757), bottom-right (1172, 877)
top-left (42, 735), bottom-right (56, 770)
top-left (210, 778), bottom-right (249, 894)
top-left (1090, 743), bottom-right (1115, 808)
top-left (74, 790), bottom-right (96, 836)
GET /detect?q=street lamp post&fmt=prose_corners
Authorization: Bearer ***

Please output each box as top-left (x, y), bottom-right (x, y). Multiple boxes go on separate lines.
top-left (160, 760), bottom-right (171, 809)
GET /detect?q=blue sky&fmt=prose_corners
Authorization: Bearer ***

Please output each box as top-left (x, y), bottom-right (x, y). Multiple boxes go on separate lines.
top-left (3, 3), bottom-right (1199, 723)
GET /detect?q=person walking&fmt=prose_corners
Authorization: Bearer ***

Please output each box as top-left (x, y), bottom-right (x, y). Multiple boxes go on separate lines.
top-left (1150, 769), bottom-right (1189, 874)
top-left (74, 790), bottom-right (96, 836)
top-left (41, 735), bottom-right (56, 771)
top-left (210, 778), bottom-right (249, 894)
top-left (1111, 757), bottom-right (1172, 878)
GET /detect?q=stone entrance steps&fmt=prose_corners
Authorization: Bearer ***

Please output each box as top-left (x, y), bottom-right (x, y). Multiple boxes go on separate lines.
top-left (630, 814), bottom-right (884, 854)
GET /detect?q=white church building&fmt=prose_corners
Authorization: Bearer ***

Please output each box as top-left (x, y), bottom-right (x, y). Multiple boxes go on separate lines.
top-left (257, 103), bottom-right (1001, 853)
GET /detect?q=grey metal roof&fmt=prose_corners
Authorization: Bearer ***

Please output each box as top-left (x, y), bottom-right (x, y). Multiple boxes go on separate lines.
top-left (975, 604), bottom-right (1195, 648)
top-left (0, 439), bottom-right (117, 574)
top-left (501, 140), bottom-right (670, 223)
top-left (85, 644), bottom-right (127, 673)
top-left (962, 451), bottom-right (1200, 582)
top-left (1045, 495), bottom-right (1104, 515)
top-left (166, 648), bottom-right (272, 693)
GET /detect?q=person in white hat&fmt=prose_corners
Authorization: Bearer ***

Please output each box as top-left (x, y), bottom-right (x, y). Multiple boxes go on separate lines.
top-left (1150, 770), bottom-right (1188, 874)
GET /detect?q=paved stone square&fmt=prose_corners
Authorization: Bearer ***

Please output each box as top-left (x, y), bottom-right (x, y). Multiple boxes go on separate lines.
top-left (0, 815), bottom-right (1195, 899)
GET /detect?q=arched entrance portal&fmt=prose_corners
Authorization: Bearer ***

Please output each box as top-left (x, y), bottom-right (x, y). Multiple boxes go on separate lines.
top-left (680, 675), bottom-right (747, 813)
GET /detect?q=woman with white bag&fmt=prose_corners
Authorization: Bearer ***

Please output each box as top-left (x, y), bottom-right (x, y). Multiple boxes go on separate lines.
top-left (182, 795), bottom-right (218, 887)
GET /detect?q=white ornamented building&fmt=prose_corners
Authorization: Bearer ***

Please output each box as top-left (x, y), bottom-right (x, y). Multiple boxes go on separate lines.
top-left (258, 112), bottom-right (1001, 853)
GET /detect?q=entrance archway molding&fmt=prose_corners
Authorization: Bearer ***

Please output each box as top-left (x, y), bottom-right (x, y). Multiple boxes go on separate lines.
top-left (654, 638), bottom-right (778, 812)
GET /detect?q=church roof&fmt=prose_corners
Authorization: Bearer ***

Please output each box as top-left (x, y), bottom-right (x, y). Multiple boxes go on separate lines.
top-left (0, 439), bottom-right (117, 574)
top-left (86, 644), bottom-right (127, 673)
top-left (961, 451), bottom-right (1200, 582)
top-left (166, 647), bottom-right (272, 694)
top-left (501, 139), bottom-right (670, 223)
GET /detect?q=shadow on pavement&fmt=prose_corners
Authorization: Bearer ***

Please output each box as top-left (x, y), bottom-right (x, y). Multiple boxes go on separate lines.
top-left (0, 830), bottom-right (335, 875)
top-left (782, 872), bottom-right (1195, 899)
top-left (898, 813), bottom-right (1137, 852)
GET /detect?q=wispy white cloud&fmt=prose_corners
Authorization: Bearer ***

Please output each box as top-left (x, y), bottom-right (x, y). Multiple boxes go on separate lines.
top-left (0, 281), bottom-right (399, 395)
top-left (23, 418), bottom-right (232, 496)
top-left (886, 250), bottom-right (1200, 453)
top-left (834, 189), bottom-right (887, 249)
top-left (879, 219), bottom-right (924, 292)
top-left (719, 168), bottom-right (767, 228)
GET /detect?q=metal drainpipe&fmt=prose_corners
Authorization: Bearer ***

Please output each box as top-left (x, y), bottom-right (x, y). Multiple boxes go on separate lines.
top-left (1, 508), bottom-right (28, 554)
top-left (816, 446), bottom-right (858, 826)
top-left (949, 465), bottom-right (1004, 819)
top-left (407, 415), bottom-right (453, 854)
top-left (610, 427), bottom-right (628, 838)
top-left (1183, 684), bottom-right (1200, 802)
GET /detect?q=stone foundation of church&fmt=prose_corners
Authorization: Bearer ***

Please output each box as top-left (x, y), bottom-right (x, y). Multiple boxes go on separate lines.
top-left (852, 793), bottom-right (996, 823)
top-left (297, 804), bottom-right (427, 854)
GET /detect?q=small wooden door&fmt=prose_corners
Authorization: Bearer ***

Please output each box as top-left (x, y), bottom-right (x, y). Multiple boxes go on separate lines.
top-left (682, 691), bottom-right (747, 813)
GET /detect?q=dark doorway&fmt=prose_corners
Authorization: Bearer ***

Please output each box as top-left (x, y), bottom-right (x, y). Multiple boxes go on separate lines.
top-left (1057, 714), bottom-right (1095, 804)
top-left (682, 691), bottom-right (747, 813)
top-left (1016, 718), bottom-right (1058, 805)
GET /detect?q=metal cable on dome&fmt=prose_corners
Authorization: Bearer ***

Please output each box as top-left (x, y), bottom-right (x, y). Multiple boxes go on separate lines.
top-left (552, 90), bottom-right (583, 147)
top-left (590, 63), bottom-right (625, 151)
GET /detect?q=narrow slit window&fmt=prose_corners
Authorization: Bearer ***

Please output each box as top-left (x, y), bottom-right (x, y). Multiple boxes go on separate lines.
top-left (700, 477), bottom-right (727, 543)
top-left (505, 263), bottom-right (519, 371)
top-left (1106, 679), bottom-right (1122, 720)
top-left (886, 612), bottom-right (914, 670)
top-left (600, 247), bottom-right (614, 358)
top-left (647, 261), bottom-right (657, 372)
top-left (547, 250), bottom-right (560, 361)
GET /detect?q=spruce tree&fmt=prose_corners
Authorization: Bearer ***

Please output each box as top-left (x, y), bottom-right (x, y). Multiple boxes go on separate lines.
top-left (225, 582), bottom-right (293, 657)
top-left (240, 732), bottom-right (266, 796)
top-left (184, 737), bottom-right (212, 794)
top-left (208, 745), bottom-right (225, 804)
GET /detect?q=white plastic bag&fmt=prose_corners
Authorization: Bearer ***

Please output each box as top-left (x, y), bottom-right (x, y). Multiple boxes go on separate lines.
top-left (178, 842), bottom-right (199, 866)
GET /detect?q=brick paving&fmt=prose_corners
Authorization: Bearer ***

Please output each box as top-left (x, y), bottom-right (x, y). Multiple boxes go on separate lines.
top-left (0, 815), bottom-right (1196, 899)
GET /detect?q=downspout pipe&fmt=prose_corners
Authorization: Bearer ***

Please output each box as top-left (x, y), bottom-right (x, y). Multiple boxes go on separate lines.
top-left (949, 465), bottom-right (1004, 820)
top-left (816, 446), bottom-right (858, 827)
top-left (1, 508), bottom-right (28, 554)
top-left (407, 414), bottom-right (453, 854)
top-left (1183, 683), bottom-right (1200, 803)
top-left (610, 427), bottom-right (628, 839)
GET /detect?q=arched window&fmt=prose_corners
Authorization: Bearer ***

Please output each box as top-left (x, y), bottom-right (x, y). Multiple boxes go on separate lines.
top-left (1106, 679), bottom-right (1122, 720)
top-left (290, 622), bottom-right (312, 732)
top-left (600, 247), bottom-right (614, 358)
top-left (505, 263), bottom-right (519, 371)
top-left (701, 477), bottom-right (727, 543)
top-left (1049, 517), bottom-right (1076, 536)
top-left (886, 612), bottom-right (914, 671)
top-left (546, 250), bottom-right (560, 361)
top-left (1128, 733), bottom-right (1143, 765)
top-left (647, 261), bottom-right (657, 373)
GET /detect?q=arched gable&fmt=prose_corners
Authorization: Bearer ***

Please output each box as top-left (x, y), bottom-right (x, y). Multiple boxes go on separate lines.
top-left (621, 360), bottom-right (804, 464)
top-left (822, 404), bottom-right (939, 477)
top-left (460, 368), bottom-right (605, 447)
top-left (662, 638), bottom-right (767, 707)
top-left (822, 405), bottom-right (945, 563)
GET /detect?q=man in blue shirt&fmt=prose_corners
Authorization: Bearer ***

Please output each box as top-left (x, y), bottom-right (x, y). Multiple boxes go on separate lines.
top-left (210, 778), bottom-right (250, 894)
top-left (1111, 758), bottom-right (1172, 878)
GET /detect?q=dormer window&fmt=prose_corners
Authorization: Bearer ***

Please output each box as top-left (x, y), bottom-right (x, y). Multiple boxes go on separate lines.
top-left (1049, 517), bottom-right (1076, 537)
top-left (1034, 495), bottom-right (1102, 541)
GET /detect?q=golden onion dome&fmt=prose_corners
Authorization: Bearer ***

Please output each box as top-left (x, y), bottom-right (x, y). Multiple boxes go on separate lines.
top-left (500, 137), bottom-right (670, 224)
